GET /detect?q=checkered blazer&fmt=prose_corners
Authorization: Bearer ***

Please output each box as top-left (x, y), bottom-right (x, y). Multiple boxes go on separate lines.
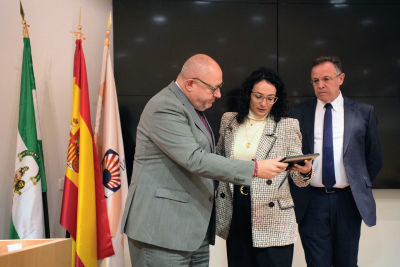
top-left (215, 112), bottom-right (315, 248)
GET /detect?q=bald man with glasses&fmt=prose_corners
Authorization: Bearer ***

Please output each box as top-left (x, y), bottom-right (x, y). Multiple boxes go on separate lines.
top-left (121, 54), bottom-right (288, 267)
top-left (290, 56), bottom-right (383, 267)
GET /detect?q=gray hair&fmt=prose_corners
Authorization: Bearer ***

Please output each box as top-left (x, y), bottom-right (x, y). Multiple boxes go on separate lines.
top-left (312, 56), bottom-right (343, 75)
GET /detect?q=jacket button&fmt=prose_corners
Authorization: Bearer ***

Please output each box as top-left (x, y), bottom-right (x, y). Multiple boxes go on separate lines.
top-left (267, 180), bottom-right (272, 185)
top-left (209, 197), bottom-right (213, 202)
top-left (220, 193), bottom-right (225, 198)
top-left (269, 202), bottom-right (274, 208)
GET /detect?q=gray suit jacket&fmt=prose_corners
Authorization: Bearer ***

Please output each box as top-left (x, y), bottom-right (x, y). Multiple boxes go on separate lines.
top-left (121, 82), bottom-right (254, 252)
top-left (289, 96), bottom-right (383, 227)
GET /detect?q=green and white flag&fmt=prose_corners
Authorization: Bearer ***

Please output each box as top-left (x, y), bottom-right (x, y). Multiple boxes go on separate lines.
top-left (10, 38), bottom-right (47, 239)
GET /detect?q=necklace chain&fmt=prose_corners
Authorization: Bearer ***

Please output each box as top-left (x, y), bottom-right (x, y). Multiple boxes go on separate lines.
top-left (247, 119), bottom-right (264, 126)
top-left (245, 120), bottom-right (266, 148)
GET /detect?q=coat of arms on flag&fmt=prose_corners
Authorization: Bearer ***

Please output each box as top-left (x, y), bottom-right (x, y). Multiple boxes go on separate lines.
top-left (13, 151), bottom-right (41, 198)
top-left (66, 129), bottom-right (80, 173)
top-left (102, 149), bottom-right (121, 198)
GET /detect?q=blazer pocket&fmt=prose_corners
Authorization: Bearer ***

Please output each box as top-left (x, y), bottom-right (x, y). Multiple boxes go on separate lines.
top-left (363, 176), bottom-right (373, 188)
top-left (155, 187), bottom-right (190, 203)
top-left (277, 197), bottom-right (295, 210)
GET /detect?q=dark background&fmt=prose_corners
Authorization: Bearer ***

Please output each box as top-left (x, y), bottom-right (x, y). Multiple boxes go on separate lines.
top-left (113, 0), bottom-right (400, 188)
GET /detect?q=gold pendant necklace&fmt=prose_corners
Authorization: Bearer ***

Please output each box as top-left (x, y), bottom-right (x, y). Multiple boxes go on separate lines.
top-left (245, 120), bottom-right (266, 148)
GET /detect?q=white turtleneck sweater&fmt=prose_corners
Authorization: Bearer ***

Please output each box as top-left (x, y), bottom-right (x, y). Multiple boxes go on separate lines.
top-left (233, 110), bottom-right (269, 161)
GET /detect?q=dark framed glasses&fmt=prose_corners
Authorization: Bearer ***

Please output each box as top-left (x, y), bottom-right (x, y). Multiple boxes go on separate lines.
top-left (191, 77), bottom-right (224, 94)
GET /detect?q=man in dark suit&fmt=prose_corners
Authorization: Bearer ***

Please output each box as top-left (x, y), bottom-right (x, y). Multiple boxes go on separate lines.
top-left (290, 56), bottom-right (383, 267)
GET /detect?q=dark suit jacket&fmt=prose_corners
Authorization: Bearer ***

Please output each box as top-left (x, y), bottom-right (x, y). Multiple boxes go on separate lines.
top-left (289, 95), bottom-right (383, 227)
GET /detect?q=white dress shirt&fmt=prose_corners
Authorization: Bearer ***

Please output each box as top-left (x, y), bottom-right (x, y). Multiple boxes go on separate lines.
top-left (311, 91), bottom-right (349, 188)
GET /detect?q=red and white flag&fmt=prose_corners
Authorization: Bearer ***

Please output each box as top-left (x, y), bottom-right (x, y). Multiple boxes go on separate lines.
top-left (94, 34), bottom-right (129, 267)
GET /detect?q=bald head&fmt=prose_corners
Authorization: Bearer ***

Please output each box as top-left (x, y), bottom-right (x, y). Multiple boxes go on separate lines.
top-left (176, 54), bottom-right (223, 111)
top-left (179, 54), bottom-right (221, 80)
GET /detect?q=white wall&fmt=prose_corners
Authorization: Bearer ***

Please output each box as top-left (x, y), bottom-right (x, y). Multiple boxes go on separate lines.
top-left (210, 189), bottom-right (400, 267)
top-left (0, 0), bottom-right (113, 239)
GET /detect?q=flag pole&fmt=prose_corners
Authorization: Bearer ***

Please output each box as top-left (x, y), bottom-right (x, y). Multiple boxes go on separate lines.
top-left (104, 11), bottom-right (111, 47)
top-left (42, 193), bottom-right (50, 238)
top-left (20, 1), bottom-right (50, 239)
top-left (71, 8), bottom-right (86, 41)
top-left (20, 1), bottom-right (29, 38)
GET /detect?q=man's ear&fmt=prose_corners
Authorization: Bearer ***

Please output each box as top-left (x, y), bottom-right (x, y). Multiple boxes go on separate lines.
top-left (339, 73), bottom-right (345, 85)
top-left (186, 79), bottom-right (194, 92)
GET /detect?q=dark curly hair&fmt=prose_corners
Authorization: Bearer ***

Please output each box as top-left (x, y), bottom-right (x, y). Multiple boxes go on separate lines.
top-left (236, 67), bottom-right (288, 124)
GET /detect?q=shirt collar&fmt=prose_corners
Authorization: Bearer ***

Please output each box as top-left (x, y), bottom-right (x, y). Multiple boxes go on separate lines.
top-left (316, 91), bottom-right (343, 111)
top-left (248, 109), bottom-right (269, 121)
top-left (175, 81), bottom-right (183, 92)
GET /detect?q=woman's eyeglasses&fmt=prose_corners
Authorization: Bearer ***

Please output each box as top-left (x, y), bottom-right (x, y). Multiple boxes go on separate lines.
top-left (251, 92), bottom-right (278, 104)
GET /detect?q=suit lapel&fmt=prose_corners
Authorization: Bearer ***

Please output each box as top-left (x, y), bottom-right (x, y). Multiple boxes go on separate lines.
top-left (222, 115), bottom-right (239, 195)
top-left (168, 81), bottom-right (214, 150)
top-left (343, 96), bottom-right (356, 156)
top-left (304, 99), bottom-right (317, 154)
top-left (224, 115), bottom-right (239, 160)
top-left (255, 115), bottom-right (277, 160)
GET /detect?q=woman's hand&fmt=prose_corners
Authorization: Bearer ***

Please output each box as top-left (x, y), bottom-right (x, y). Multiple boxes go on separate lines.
top-left (292, 160), bottom-right (312, 175)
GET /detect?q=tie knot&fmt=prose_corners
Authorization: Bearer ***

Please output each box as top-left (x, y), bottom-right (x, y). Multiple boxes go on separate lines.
top-left (195, 110), bottom-right (203, 118)
top-left (325, 103), bottom-right (333, 110)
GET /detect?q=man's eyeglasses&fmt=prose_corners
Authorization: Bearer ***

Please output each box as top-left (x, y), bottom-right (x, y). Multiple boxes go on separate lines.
top-left (191, 78), bottom-right (224, 94)
top-left (251, 92), bottom-right (278, 104)
top-left (311, 73), bottom-right (342, 86)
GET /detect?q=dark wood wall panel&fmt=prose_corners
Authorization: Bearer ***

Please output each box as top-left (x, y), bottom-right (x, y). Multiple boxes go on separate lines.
top-left (279, 4), bottom-right (400, 97)
top-left (114, 0), bottom-right (400, 188)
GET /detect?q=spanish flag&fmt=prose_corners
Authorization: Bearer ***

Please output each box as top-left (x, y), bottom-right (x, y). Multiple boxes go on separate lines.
top-left (60, 39), bottom-right (114, 266)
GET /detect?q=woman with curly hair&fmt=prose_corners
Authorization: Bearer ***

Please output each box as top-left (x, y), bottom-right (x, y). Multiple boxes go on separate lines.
top-left (215, 67), bottom-right (314, 267)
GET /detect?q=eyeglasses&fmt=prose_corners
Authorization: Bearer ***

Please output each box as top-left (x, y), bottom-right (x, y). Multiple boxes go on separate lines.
top-left (251, 92), bottom-right (278, 104)
top-left (310, 73), bottom-right (342, 86)
top-left (191, 78), bottom-right (224, 94)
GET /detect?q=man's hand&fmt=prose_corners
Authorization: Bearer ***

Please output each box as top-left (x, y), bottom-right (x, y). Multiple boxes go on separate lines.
top-left (256, 157), bottom-right (288, 179)
top-left (292, 160), bottom-right (312, 175)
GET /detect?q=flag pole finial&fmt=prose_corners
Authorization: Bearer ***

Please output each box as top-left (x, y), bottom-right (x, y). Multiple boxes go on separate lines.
top-left (104, 12), bottom-right (112, 47)
top-left (71, 7), bottom-right (86, 40)
top-left (20, 1), bottom-right (29, 38)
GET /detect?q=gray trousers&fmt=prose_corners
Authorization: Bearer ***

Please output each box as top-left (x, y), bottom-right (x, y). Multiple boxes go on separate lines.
top-left (128, 232), bottom-right (210, 267)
